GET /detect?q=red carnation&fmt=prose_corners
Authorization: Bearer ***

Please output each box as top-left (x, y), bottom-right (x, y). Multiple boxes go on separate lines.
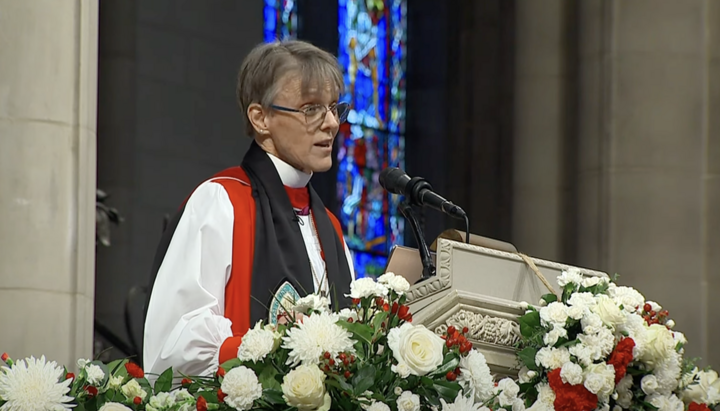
top-left (689, 403), bottom-right (712, 411)
top-left (217, 389), bottom-right (227, 403)
top-left (125, 362), bottom-right (145, 379)
top-left (607, 337), bottom-right (635, 384)
top-left (196, 395), bottom-right (208, 411)
top-left (548, 369), bottom-right (598, 411)
top-left (216, 367), bottom-right (226, 378)
top-left (84, 385), bottom-right (98, 398)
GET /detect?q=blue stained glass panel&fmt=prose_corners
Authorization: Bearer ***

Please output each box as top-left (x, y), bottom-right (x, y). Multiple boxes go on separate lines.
top-left (264, 0), bottom-right (297, 43)
top-left (338, 0), bottom-right (406, 275)
top-left (351, 251), bottom-right (388, 279)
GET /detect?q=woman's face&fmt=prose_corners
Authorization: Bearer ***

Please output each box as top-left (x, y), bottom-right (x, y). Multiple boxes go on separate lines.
top-left (255, 74), bottom-right (341, 174)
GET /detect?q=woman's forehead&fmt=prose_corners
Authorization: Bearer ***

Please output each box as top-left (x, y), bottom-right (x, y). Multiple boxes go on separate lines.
top-left (276, 73), bottom-right (340, 102)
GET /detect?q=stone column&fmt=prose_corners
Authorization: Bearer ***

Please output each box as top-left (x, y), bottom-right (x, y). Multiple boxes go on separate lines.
top-left (512, 0), bottom-right (575, 261)
top-left (0, 0), bottom-right (98, 367)
top-left (577, 0), bottom-right (720, 363)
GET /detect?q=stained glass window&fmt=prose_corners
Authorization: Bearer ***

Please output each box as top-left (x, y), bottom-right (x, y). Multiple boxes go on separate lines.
top-left (264, 0), bottom-right (297, 42)
top-left (337, 0), bottom-right (407, 278)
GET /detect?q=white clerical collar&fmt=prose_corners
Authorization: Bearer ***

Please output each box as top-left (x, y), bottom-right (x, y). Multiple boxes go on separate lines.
top-left (267, 152), bottom-right (312, 188)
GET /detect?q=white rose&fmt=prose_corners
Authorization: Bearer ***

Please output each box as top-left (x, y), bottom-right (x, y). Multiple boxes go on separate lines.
top-left (85, 364), bottom-right (105, 385)
top-left (121, 379), bottom-right (147, 401)
top-left (682, 370), bottom-right (720, 405)
top-left (222, 366), bottom-right (264, 411)
top-left (294, 294), bottom-right (331, 315)
top-left (583, 363), bottom-right (615, 402)
top-left (98, 403), bottom-right (132, 411)
top-left (387, 323), bottom-right (444, 376)
top-left (396, 391), bottom-right (421, 411)
top-left (366, 401), bottom-right (391, 411)
top-left (560, 362), bottom-right (583, 385)
top-left (377, 273), bottom-right (411, 294)
top-left (591, 295), bottom-right (625, 328)
top-left (282, 364), bottom-right (327, 410)
top-left (640, 324), bottom-right (675, 365)
top-left (238, 321), bottom-right (279, 362)
top-left (346, 278), bottom-right (388, 299)
top-left (641, 374), bottom-right (659, 395)
top-left (535, 347), bottom-right (570, 370)
top-left (392, 363), bottom-right (412, 378)
top-left (539, 302), bottom-right (569, 328)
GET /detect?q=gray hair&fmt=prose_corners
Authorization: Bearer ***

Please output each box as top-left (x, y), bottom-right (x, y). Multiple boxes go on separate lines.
top-left (236, 40), bottom-right (345, 136)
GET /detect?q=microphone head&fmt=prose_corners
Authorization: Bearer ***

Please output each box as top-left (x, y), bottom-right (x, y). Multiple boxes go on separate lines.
top-left (379, 167), bottom-right (411, 195)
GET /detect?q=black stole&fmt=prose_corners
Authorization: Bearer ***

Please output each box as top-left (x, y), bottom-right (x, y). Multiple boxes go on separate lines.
top-left (242, 141), bottom-right (352, 325)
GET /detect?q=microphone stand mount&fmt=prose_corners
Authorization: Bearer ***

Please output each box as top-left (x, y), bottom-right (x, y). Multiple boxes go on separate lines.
top-left (398, 201), bottom-right (435, 281)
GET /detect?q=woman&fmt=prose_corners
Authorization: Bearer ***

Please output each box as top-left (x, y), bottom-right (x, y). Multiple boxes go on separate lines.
top-left (143, 40), bottom-right (355, 377)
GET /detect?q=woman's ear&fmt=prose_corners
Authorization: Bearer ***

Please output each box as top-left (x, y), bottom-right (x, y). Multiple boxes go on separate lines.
top-left (247, 103), bottom-right (269, 134)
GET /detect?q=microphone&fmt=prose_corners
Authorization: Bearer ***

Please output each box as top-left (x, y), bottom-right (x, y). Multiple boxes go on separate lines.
top-left (379, 167), bottom-right (466, 220)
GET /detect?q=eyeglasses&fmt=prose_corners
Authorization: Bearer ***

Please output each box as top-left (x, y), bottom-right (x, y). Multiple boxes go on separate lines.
top-left (270, 102), bottom-right (350, 124)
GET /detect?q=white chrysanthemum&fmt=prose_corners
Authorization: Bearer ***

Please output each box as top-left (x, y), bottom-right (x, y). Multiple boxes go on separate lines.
top-left (646, 393), bottom-right (684, 411)
top-left (396, 391), bottom-right (420, 411)
top-left (238, 321), bottom-right (278, 362)
top-left (495, 378), bottom-right (520, 407)
top-left (535, 347), bottom-right (570, 370)
top-left (560, 362), bottom-right (583, 385)
top-left (557, 268), bottom-right (583, 287)
top-left (653, 351), bottom-right (682, 395)
top-left (539, 302), bottom-right (568, 329)
top-left (0, 356), bottom-right (74, 411)
top-left (282, 312), bottom-right (355, 366)
top-left (365, 401), bottom-right (391, 411)
top-left (377, 273), bottom-right (410, 294)
top-left (440, 392), bottom-right (486, 411)
top-left (608, 285), bottom-right (645, 313)
top-left (85, 364), bottom-right (105, 386)
top-left (458, 350), bottom-right (494, 402)
top-left (346, 278), bottom-right (388, 299)
top-left (293, 294), bottom-right (330, 315)
top-left (221, 366), bottom-right (263, 411)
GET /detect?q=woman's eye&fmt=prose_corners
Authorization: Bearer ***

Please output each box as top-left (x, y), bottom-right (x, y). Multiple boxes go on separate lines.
top-left (304, 106), bottom-right (324, 115)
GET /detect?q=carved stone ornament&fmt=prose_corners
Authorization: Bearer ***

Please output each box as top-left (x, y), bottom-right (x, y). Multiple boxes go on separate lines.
top-left (434, 309), bottom-right (521, 347)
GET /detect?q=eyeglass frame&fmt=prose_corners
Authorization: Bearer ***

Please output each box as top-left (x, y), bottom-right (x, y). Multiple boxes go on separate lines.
top-left (269, 101), bottom-right (350, 124)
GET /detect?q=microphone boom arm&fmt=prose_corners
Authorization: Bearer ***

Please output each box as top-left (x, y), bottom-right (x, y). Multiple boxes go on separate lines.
top-left (398, 200), bottom-right (435, 281)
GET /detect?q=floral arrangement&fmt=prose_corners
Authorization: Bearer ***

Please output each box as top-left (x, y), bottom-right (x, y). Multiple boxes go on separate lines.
top-left (0, 273), bottom-right (523, 411)
top-left (515, 269), bottom-right (720, 411)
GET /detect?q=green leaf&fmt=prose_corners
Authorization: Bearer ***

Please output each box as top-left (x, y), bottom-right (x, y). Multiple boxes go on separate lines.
top-left (262, 389), bottom-right (285, 405)
top-left (258, 366), bottom-right (281, 391)
top-left (433, 380), bottom-right (462, 402)
top-left (517, 347), bottom-right (539, 371)
top-left (421, 376), bottom-right (434, 387)
top-left (372, 311), bottom-right (389, 331)
top-left (154, 368), bottom-right (173, 393)
top-left (519, 311), bottom-right (541, 338)
top-left (430, 352), bottom-right (460, 377)
top-left (541, 293), bottom-right (558, 305)
top-left (352, 365), bottom-right (377, 396)
top-left (338, 321), bottom-right (374, 346)
top-left (219, 358), bottom-right (243, 371)
top-left (105, 359), bottom-right (128, 375)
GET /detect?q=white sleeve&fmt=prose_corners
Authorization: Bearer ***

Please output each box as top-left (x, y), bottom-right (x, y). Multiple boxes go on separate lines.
top-left (343, 242), bottom-right (356, 281)
top-left (143, 181), bottom-right (234, 377)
